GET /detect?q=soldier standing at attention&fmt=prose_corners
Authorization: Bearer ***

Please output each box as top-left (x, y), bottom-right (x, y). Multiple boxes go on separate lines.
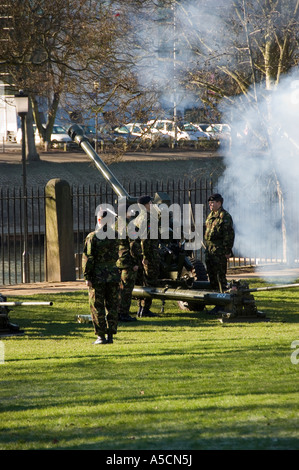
top-left (135, 195), bottom-right (160, 318)
top-left (117, 209), bottom-right (141, 322)
top-left (82, 211), bottom-right (120, 344)
top-left (205, 193), bottom-right (234, 300)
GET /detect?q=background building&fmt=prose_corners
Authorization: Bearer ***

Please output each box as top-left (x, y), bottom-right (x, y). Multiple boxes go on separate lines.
top-left (0, 2), bottom-right (17, 142)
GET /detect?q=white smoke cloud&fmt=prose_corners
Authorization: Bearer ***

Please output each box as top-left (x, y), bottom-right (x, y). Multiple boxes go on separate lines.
top-left (132, 1), bottom-right (299, 278)
top-left (218, 69), bottom-right (299, 276)
top-left (133, 0), bottom-right (232, 115)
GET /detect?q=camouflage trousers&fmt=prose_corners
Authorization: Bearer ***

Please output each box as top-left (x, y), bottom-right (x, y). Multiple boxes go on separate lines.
top-left (88, 283), bottom-right (119, 336)
top-left (136, 261), bottom-right (160, 309)
top-left (205, 252), bottom-right (228, 291)
top-left (118, 268), bottom-right (138, 317)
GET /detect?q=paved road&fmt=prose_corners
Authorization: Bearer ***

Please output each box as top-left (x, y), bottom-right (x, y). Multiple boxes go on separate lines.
top-left (0, 143), bottom-right (220, 163)
top-left (0, 145), bottom-right (224, 188)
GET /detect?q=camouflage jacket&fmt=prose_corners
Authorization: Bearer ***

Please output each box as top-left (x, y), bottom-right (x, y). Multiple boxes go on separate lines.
top-left (205, 207), bottom-right (234, 255)
top-left (135, 209), bottom-right (160, 261)
top-left (116, 235), bottom-right (142, 270)
top-left (82, 231), bottom-right (120, 284)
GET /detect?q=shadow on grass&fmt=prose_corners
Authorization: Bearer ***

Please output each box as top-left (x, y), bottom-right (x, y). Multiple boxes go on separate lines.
top-left (4, 292), bottom-right (221, 340)
top-left (5, 286), bottom-right (299, 341)
top-left (2, 402), bottom-right (298, 450)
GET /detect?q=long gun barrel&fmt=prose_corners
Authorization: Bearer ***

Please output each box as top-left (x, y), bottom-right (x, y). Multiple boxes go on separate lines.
top-left (0, 296), bottom-right (53, 336)
top-left (76, 280), bottom-right (299, 324)
top-left (132, 285), bottom-right (232, 305)
top-left (0, 301), bottom-right (53, 307)
top-left (246, 283), bottom-right (299, 293)
top-left (68, 124), bottom-right (137, 204)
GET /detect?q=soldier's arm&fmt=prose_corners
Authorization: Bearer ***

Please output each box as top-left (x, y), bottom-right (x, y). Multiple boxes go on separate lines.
top-left (222, 214), bottom-right (235, 255)
top-left (82, 235), bottom-right (95, 285)
top-left (130, 239), bottom-right (142, 271)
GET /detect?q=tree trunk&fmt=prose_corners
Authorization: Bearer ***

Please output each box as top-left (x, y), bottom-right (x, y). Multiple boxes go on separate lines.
top-left (45, 92), bottom-right (60, 142)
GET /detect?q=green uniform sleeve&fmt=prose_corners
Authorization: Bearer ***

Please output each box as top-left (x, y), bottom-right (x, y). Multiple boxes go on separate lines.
top-left (222, 212), bottom-right (235, 255)
top-left (82, 234), bottom-right (95, 281)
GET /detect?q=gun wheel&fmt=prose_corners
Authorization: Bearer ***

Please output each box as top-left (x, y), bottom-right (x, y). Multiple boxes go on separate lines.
top-left (177, 258), bottom-right (208, 312)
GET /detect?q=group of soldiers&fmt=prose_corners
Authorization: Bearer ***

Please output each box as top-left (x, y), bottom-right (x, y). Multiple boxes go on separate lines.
top-left (82, 192), bottom-right (235, 345)
top-left (82, 195), bottom-right (159, 345)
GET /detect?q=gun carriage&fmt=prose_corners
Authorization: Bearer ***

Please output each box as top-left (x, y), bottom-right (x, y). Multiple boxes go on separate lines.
top-left (68, 124), bottom-right (299, 322)
top-left (0, 293), bottom-right (53, 336)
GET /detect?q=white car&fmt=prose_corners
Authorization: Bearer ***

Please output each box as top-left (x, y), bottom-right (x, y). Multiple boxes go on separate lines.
top-left (114, 122), bottom-right (165, 144)
top-left (115, 123), bottom-right (150, 139)
top-left (147, 119), bottom-right (201, 142)
top-left (193, 123), bottom-right (211, 133)
top-left (205, 123), bottom-right (231, 140)
top-left (182, 123), bottom-right (211, 140)
top-left (17, 124), bottom-right (72, 148)
top-left (36, 125), bottom-right (72, 148)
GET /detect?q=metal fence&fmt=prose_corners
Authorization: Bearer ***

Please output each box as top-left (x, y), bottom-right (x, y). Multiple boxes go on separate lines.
top-left (0, 178), bottom-right (296, 286)
top-left (0, 186), bottom-right (46, 285)
top-left (72, 178), bottom-right (214, 278)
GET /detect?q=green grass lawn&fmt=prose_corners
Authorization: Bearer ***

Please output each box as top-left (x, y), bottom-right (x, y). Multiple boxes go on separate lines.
top-left (0, 278), bottom-right (298, 450)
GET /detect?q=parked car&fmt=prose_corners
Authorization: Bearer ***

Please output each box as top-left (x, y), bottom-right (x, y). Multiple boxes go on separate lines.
top-left (182, 122), bottom-right (211, 140)
top-left (205, 123), bottom-right (231, 140)
top-left (146, 119), bottom-right (197, 142)
top-left (36, 125), bottom-right (73, 148)
top-left (124, 123), bottom-right (151, 139)
top-left (112, 125), bottom-right (136, 144)
top-left (192, 123), bottom-right (211, 133)
top-left (80, 125), bottom-right (115, 148)
top-left (113, 122), bottom-right (163, 145)
top-left (125, 123), bottom-right (165, 142)
top-left (16, 124), bottom-right (74, 148)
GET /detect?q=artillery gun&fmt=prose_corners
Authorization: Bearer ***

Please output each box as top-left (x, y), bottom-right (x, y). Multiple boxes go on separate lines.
top-left (68, 124), bottom-right (299, 322)
top-left (68, 124), bottom-right (206, 292)
top-left (0, 293), bottom-right (53, 336)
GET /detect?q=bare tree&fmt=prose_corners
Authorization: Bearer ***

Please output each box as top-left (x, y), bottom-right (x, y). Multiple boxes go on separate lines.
top-left (177, 0), bottom-right (299, 264)
top-left (0, 0), bottom-right (160, 157)
top-left (175, 0), bottom-right (299, 118)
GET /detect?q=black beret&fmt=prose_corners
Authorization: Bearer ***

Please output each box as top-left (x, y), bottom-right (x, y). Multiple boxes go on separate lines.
top-left (208, 193), bottom-right (223, 203)
top-left (138, 195), bottom-right (152, 205)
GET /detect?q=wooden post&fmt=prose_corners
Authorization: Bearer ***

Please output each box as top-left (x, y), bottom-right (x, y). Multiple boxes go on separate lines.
top-left (45, 179), bottom-right (76, 281)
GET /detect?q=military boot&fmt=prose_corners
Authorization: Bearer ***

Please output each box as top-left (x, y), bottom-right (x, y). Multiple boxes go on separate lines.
top-left (140, 307), bottom-right (158, 317)
top-left (93, 335), bottom-right (107, 344)
top-left (119, 314), bottom-right (137, 322)
top-left (107, 333), bottom-right (113, 344)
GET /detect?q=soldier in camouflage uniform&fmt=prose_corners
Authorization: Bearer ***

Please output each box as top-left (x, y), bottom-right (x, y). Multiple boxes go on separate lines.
top-left (82, 212), bottom-right (120, 344)
top-left (116, 212), bottom-right (141, 322)
top-left (205, 193), bottom-right (234, 299)
top-left (135, 195), bottom-right (160, 317)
